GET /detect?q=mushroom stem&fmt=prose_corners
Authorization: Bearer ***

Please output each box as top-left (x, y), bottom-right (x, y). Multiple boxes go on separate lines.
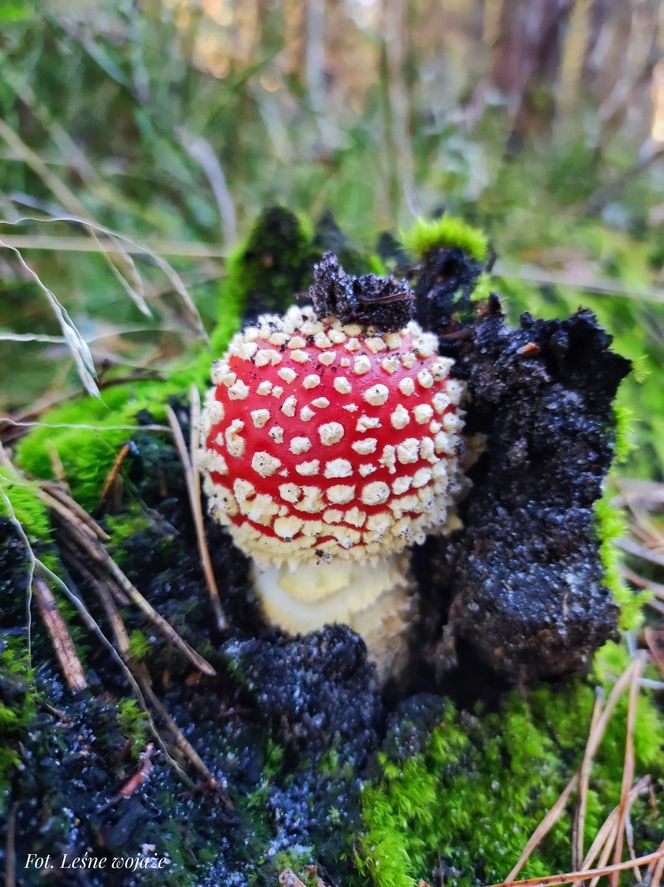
top-left (251, 553), bottom-right (415, 680)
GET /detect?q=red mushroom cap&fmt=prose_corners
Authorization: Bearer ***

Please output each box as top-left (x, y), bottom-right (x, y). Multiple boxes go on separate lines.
top-left (200, 305), bottom-right (465, 566)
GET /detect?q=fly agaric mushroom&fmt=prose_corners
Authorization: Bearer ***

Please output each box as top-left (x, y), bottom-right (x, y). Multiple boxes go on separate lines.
top-left (200, 254), bottom-right (466, 677)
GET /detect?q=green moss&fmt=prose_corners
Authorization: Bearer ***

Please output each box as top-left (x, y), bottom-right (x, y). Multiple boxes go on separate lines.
top-left (117, 697), bottom-right (150, 759)
top-left (0, 468), bottom-right (51, 543)
top-left (401, 216), bottom-right (489, 262)
top-left (613, 403), bottom-right (635, 466)
top-left (356, 672), bottom-right (663, 887)
top-left (128, 629), bottom-right (151, 662)
top-left (470, 271), bottom-right (492, 303)
top-left (0, 642), bottom-right (37, 807)
top-left (594, 495), bottom-right (648, 630)
top-left (14, 379), bottom-right (185, 509)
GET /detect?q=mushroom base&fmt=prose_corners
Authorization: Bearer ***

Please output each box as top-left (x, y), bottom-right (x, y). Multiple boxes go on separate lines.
top-left (251, 554), bottom-right (415, 680)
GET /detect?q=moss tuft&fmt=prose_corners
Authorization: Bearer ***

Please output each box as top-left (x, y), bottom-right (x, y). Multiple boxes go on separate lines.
top-left (401, 215), bottom-right (489, 262)
top-left (357, 675), bottom-right (663, 887)
top-left (0, 468), bottom-right (51, 543)
top-left (0, 642), bottom-right (36, 806)
top-left (117, 697), bottom-right (150, 759)
top-left (594, 495), bottom-right (648, 630)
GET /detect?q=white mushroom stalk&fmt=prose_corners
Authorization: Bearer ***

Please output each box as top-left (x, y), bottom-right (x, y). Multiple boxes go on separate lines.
top-left (200, 302), bottom-right (466, 678)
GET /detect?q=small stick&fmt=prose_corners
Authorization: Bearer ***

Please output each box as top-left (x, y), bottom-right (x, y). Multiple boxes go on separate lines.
top-left (41, 481), bottom-right (109, 541)
top-left (611, 653), bottom-right (646, 886)
top-left (167, 394), bottom-right (226, 630)
top-left (38, 488), bottom-right (99, 542)
top-left (484, 847), bottom-right (664, 887)
top-left (97, 744), bottom-right (155, 812)
top-left (98, 442), bottom-right (131, 509)
top-left (34, 577), bottom-right (88, 692)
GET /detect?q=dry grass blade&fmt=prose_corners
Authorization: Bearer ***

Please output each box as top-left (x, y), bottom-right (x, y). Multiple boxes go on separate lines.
top-left (34, 577), bottom-right (88, 692)
top-left (504, 657), bottom-right (646, 885)
top-left (648, 841), bottom-right (664, 887)
top-left (1, 418), bottom-right (170, 434)
top-left (0, 235), bottom-right (98, 397)
top-left (621, 567), bottom-right (664, 601)
top-left (0, 118), bottom-right (89, 218)
top-left (610, 652), bottom-right (646, 886)
top-left (572, 690), bottom-right (604, 870)
top-left (485, 847), bottom-right (664, 887)
top-left (587, 816), bottom-right (618, 887)
top-left (0, 233), bottom-right (226, 257)
top-left (5, 214), bottom-right (209, 343)
top-left (85, 224), bottom-right (152, 318)
top-left (581, 777), bottom-right (651, 871)
top-left (166, 395), bottom-right (227, 631)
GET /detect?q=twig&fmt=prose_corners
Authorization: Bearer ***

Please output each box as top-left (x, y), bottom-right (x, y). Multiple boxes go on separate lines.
top-left (48, 502), bottom-right (216, 676)
top-left (611, 653), bottom-right (646, 886)
top-left (26, 553), bottom-right (192, 787)
top-left (166, 395), bottom-right (226, 630)
top-left (41, 482), bottom-right (109, 541)
top-left (34, 577), bottom-right (88, 693)
top-left (97, 744), bottom-right (155, 812)
top-left (484, 847), bottom-right (664, 887)
top-left (572, 689), bottom-right (604, 870)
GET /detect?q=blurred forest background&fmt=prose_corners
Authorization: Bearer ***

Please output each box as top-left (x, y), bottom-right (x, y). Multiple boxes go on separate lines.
top-left (1, 0), bottom-right (663, 476)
